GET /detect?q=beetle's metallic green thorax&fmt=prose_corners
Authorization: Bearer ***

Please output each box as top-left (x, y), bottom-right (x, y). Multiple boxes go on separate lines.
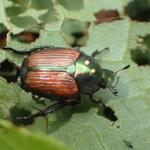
top-left (74, 52), bottom-right (102, 94)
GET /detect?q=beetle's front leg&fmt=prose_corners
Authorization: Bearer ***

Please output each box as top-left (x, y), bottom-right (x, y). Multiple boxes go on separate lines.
top-left (91, 47), bottom-right (109, 58)
top-left (3, 46), bottom-right (56, 55)
top-left (17, 102), bottom-right (65, 120)
top-left (89, 95), bottom-right (104, 106)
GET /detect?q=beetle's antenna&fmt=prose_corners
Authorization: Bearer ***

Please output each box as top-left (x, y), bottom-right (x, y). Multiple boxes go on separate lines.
top-left (112, 76), bottom-right (120, 88)
top-left (112, 65), bottom-right (130, 88)
top-left (110, 65), bottom-right (130, 95)
top-left (115, 65), bottom-right (130, 75)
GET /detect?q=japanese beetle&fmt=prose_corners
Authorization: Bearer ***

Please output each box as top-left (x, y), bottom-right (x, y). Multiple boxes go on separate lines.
top-left (6, 46), bottom-right (130, 119)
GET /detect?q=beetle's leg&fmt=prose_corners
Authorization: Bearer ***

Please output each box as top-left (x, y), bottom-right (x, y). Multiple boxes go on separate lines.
top-left (3, 47), bottom-right (28, 54)
top-left (17, 99), bottom-right (80, 120)
top-left (109, 87), bottom-right (118, 96)
top-left (3, 46), bottom-right (56, 55)
top-left (66, 97), bottom-right (81, 105)
top-left (66, 97), bottom-right (81, 114)
top-left (89, 95), bottom-right (105, 106)
top-left (91, 47), bottom-right (109, 58)
top-left (17, 102), bottom-right (65, 120)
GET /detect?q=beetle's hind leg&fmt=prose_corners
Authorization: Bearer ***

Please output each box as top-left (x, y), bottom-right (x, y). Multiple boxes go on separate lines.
top-left (17, 102), bottom-right (65, 120)
top-left (17, 99), bottom-right (80, 120)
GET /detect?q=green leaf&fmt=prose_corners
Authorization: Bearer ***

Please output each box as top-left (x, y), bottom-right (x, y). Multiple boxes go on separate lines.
top-left (7, 51), bottom-right (25, 66)
top-left (10, 0), bottom-right (30, 7)
top-left (4, 0), bottom-right (58, 33)
top-left (5, 6), bottom-right (26, 18)
top-left (55, 4), bottom-right (95, 21)
top-left (6, 21), bottom-right (67, 66)
top-left (18, 9), bottom-right (47, 23)
top-left (0, 120), bottom-right (69, 150)
top-left (0, 76), bottom-right (33, 118)
top-left (61, 19), bottom-right (88, 45)
top-left (31, 0), bottom-right (53, 10)
top-left (44, 19), bottom-right (150, 150)
top-left (55, 0), bottom-right (129, 21)
top-left (57, 0), bottom-right (84, 10)
top-left (39, 8), bottom-right (58, 23)
top-left (7, 21), bottom-right (67, 52)
top-left (0, 0), bottom-right (10, 28)
top-left (11, 16), bottom-right (37, 28)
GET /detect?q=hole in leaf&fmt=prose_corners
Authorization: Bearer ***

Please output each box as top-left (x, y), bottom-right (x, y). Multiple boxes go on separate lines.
top-left (72, 32), bottom-right (84, 39)
top-left (0, 31), bottom-right (7, 48)
top-left (131, 48), bottom-right (150, 65)
top-left (0, 60), bottom-right (18, 82)
top-left (71, 32), bottom-right (84, 47)
top-left (130, 34), bottom-right (150, 66)
top-left (94, 10), bottom-right (121, 24)
top-left (125, 0), bottom-right (150, 21)
top-left (10, 106), bottom-right (34, 126)
top-left (99, 106), bottom-right (118, 121)
top-left (12, 31), bottom-right (39, 43)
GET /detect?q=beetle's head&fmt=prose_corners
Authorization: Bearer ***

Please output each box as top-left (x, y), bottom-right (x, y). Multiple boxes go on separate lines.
top-left (99, 65), bottom-right (130, 95)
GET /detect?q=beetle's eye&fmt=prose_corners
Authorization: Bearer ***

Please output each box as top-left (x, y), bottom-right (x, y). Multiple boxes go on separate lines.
top-left (90, 68), bottom-right (96, 74)
top-left (84, 60), bottom-right (90, 65)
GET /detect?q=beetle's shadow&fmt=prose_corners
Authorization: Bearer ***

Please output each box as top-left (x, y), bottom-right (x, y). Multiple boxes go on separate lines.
top-left (10, 80), bottom-right (129, 133)
top-left (73, 96), bottom-right (99, 113)
top-left (47, 81), bottom-right (130, 133)
top-left (47, 96), bottom-right (102, 134)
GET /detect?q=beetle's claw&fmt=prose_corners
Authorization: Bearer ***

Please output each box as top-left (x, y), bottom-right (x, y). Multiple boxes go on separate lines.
top-left (113, 91), bottom-right (118, 96)
top-left (113, 89), bottom-right (118, 96)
